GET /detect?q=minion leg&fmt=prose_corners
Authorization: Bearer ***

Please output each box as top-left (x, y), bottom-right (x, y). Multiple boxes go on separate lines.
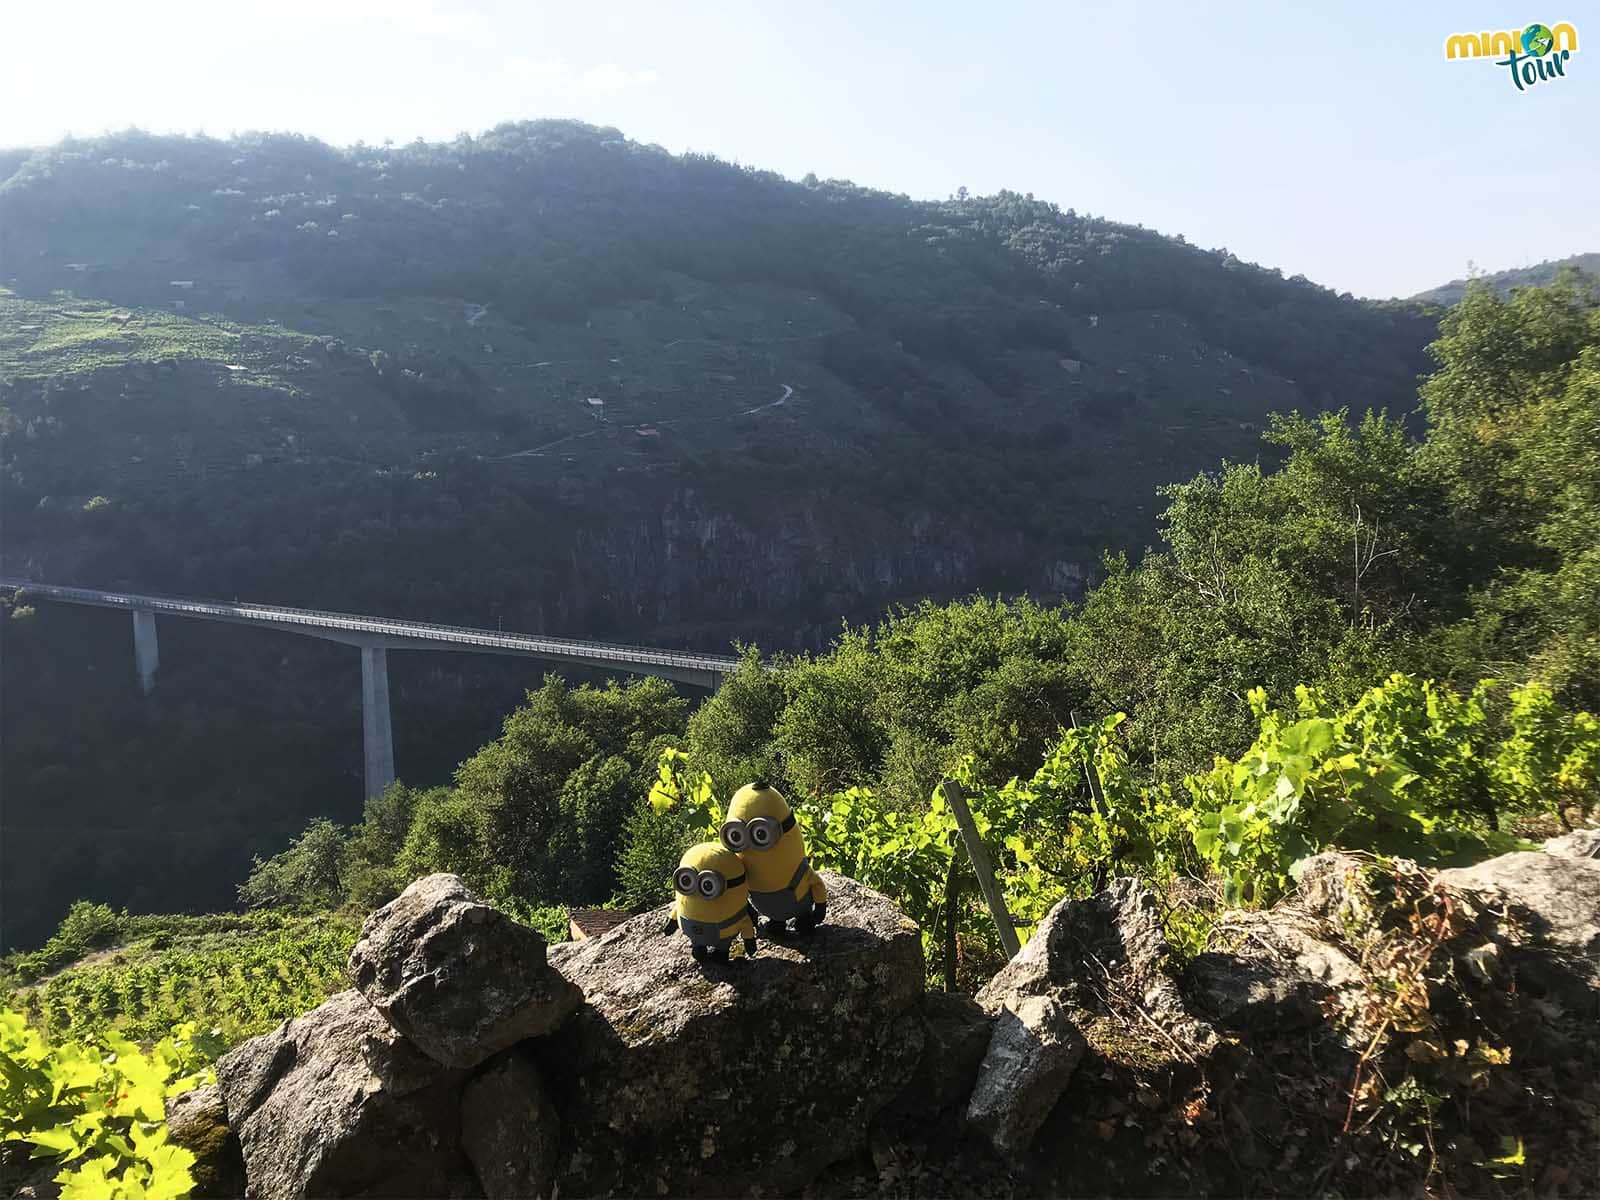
top-left (757, 916), bottom-right (786, 939)
top-left (798, 901), bottom-right (827, 933)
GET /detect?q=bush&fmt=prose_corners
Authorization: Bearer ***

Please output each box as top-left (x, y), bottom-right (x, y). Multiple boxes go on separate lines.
top-left (54, 900), bottom-right (122, 956)
top-left (5, 901), bottom-right (125, 983)
top-left (1187, 675), bottom-right (1600, 904)
top-left (238, 817), bottom-right (349, 910)
top-left (612, 800), bottom-right (696, 912)
top-left (0, 1009), bottom-right (216, 1198)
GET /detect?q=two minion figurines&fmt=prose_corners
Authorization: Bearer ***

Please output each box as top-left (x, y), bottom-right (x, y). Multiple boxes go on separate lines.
top-left (663, 781), bottom-right (829, 963)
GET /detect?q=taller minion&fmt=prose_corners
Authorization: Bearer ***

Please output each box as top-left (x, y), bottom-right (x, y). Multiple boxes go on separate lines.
top-left (721, 781), bottom-right (827, 935)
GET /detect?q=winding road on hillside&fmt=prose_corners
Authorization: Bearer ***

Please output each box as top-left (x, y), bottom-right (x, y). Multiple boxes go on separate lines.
top-left (492, 382), bottom-right (796, 460)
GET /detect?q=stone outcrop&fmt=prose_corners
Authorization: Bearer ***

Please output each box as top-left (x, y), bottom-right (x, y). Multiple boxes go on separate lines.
top-left (459, 1049), bottom-right (560, 1200)
top-left (216, 989), bottom-right (470, 1200)
top-left (964, 877), bottom-right (1217, 1159)
top-left (538, 870), bottom-right (927, 1196)
top-left (1436, 849), bottom-right (1600, 1006)
top-left (1545, 827), bottom-right (1600, 859)
top-left (163, 1083), bottom-right (245, 1199)
top-left (197, 838), bottom-right (1599, 1200)
top-left (347, 874), bottom-right (581, 1069)
top-left (965, 993), bottom-right (1083, 1156)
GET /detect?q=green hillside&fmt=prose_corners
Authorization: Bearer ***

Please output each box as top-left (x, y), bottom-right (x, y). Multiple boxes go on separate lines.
top-left (0, 121), bottom-right (1446, 949)
top-left (1, 122), bottom-right (1435, 630)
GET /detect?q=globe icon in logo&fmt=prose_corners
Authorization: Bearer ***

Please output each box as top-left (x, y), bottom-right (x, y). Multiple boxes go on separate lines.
top-left (1521, 23), bottom-right (1554, 55)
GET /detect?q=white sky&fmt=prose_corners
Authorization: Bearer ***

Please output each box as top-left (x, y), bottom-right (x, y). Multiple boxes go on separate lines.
top-left (2, 0), bottom-right (1594, 298)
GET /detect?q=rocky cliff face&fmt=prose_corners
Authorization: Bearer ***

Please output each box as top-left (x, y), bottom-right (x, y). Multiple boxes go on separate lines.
top-left (179, 835), bottom-right (1600, 1198)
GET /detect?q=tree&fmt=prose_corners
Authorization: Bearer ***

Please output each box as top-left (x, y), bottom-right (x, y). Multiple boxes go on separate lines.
top-left (238, 817), bottom-right (348, 910)
top-left (448, 675), bottom-right (688, 903)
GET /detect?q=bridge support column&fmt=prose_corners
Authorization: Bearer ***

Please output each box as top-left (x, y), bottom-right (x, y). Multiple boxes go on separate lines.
top-left (361, 644), bottom-right (396, 801)
top-left (132, 609), bottom-right (159, 695)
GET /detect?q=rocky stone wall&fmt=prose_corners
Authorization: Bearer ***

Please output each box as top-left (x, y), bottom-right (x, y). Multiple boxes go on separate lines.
top-left (175, 832), bottom-right (1599, 1198)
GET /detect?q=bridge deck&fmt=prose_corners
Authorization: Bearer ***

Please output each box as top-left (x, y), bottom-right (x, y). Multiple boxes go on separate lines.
top-left (0, 579), bottom-right (740, 678)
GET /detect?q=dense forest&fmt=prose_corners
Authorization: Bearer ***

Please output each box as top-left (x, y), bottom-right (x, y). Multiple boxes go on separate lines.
top-left (0, 121), bottom-right (1445, 948)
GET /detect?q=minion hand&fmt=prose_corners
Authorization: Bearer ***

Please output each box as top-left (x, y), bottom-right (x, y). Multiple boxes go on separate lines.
top-left (662, 913), bottom-right (678, 936)
top-left (743, 935), bottom-right (758, 957)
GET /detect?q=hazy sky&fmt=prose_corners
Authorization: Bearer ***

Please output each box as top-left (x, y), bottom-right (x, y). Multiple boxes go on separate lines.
top-left (2, 0), bottom-right (1593, 297)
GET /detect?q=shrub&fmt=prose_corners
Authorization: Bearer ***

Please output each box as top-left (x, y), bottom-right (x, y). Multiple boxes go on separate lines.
top-left (238, 817), bottom-right (349, 910)
top-left (0, 1008), bottom-right (217, 1198)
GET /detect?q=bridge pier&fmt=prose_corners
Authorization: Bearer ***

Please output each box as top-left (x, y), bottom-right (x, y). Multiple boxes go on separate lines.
top-left (360, 644), bottom-right (396, 801)
top-left (132, 609), bottom-right (159, 695)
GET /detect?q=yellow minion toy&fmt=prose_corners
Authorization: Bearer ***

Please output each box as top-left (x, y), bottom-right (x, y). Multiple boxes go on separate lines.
top-left (721, 781), bottom-right (828, 935)
top-left (662, 841), bottom-right (758, 963)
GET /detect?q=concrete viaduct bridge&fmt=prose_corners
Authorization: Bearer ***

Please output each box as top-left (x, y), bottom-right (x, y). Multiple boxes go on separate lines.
top-left (0, 579), bottom-right (738, 801)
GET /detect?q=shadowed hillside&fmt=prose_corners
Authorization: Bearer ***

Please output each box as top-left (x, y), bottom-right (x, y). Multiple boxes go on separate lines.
top-left (0, 120), bottom-right (1444, 947)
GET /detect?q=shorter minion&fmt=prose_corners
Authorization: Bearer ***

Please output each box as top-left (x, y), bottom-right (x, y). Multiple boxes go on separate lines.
top-left (661, 841), bottom-right (758, 963)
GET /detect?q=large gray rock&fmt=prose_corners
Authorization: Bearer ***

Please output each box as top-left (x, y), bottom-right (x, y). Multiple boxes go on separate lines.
top-left (885, 992), bottom-right (994, 1120)
top-left (1186, 906), bottom-right (1363, 1038)
top-left (965, 994), bottom-right (1085, 1156)
top-left (347, 873), bottom-right (582, 1069)
top-left (164, 1083), bottom-right (245, 1199)
top-left (968, 878), bottom-right (1217, 1161)
top-left (1545, 827), bottom-right (1600, 859)
top-left (536, 871), bottom-right (926, 1196)
top-left (978, 877), bottom-right (1217, 1053)
top-left (216, 989), bottom-right (471, 1199)
top-left (1436, 850), bottom-right (1600, 1002)
top-left (460, 1049), bottom-right (559, 1200)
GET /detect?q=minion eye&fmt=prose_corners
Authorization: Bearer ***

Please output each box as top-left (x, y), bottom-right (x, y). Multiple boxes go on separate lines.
top-left (720, 821), bottom-right (746, 850)
top-left (750, 823), bottom-right (772, 847)
top-left (673, 867), bottom-right (697, 894)
top-left (698, 871), bottom-right (724, 899)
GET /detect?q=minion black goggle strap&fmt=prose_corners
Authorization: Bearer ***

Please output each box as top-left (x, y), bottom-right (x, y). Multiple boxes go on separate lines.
top-left (672, 867), bottom-right (746, 899)
top-left (719, 812), bottom-right (795, 852)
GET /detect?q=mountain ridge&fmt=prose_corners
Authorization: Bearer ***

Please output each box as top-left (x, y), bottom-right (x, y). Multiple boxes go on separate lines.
top-left (0, 119), bottom-right (1436, 641)
top-left (1409, 252), bottom-right (1600, 306)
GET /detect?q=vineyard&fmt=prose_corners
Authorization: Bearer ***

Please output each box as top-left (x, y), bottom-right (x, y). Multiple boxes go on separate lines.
top-left (650, 674), bottom-right (1600, 987)
top-left (5, 914), bottom-right (356, 1047)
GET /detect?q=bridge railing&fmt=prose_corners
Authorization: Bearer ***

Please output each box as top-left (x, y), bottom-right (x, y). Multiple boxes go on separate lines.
top-left (0, 580), bottom-right (738, 674)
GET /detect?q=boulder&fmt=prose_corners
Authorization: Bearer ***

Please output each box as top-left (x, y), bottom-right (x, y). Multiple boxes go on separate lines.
top-left (460, 1049), bottom-right (559, 1200)
top-left (1545, 827), bottom-right (1600, 859)
top-left (163, 1083), bottom-right (245, 1199)
top-left (978, 877), bottom-right (1216, 1054)
top-left (1436, 850), bottom-right (1600, 1004)
top-left (536, 871), bottom-right (926, 1196)
top-left (216, 989), bottom-right (472, 1199)
top-left (1285, 850), bottom-right (1366, 924)
top-left (347, 873), bottom-right (582, 1069)
top-left (965, 994), bottom-right (1084, 1156)
top-left (885, 992), bottom-right (994, 1120)
top-left (1186, 907), bottom-right (1362, 1038)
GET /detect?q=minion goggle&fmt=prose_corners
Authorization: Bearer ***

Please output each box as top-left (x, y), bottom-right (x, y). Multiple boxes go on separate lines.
top-left (673, 866), bottom-right (745, 899)
top-left (718, 812), bottom-right (795, 853)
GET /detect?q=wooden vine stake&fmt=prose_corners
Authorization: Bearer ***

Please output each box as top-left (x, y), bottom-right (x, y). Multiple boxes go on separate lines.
top-left (939, 779), bottom-right (1021, 959)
